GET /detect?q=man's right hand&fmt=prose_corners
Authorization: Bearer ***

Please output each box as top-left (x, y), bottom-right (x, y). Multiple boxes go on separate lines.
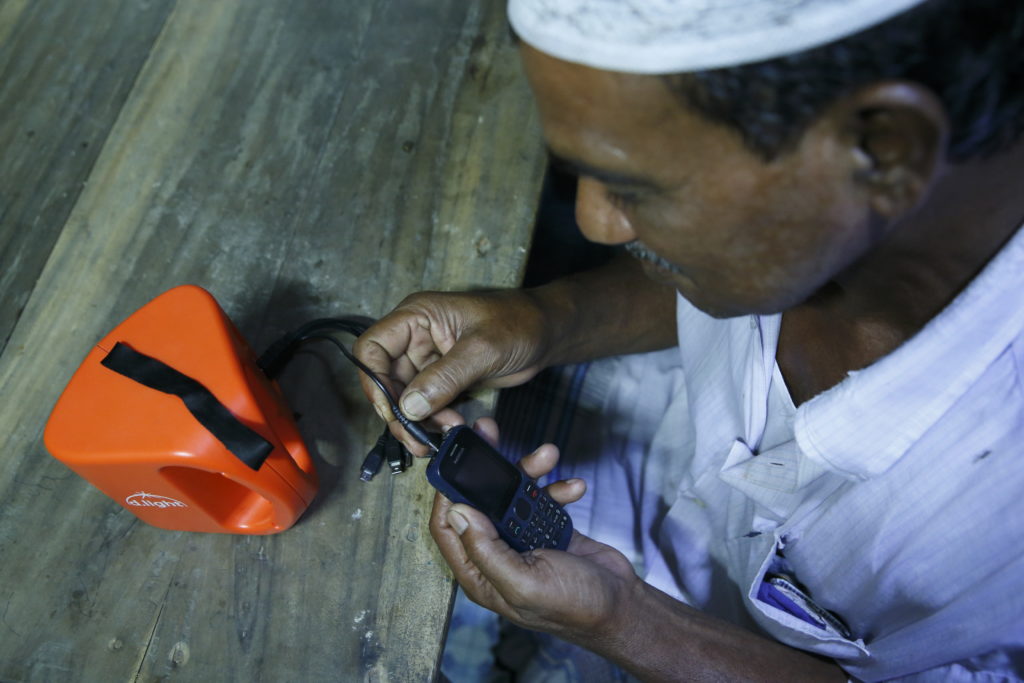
top-left (353, 288), bottom-right (550, 454)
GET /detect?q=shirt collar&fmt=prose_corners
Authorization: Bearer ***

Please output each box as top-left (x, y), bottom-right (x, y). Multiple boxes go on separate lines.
top-left (794, 224), bottom-right (1024, 480)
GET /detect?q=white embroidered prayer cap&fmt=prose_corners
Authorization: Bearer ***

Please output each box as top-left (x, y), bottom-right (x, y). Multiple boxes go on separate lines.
top-left (508, 0), bottom-right (931, 74)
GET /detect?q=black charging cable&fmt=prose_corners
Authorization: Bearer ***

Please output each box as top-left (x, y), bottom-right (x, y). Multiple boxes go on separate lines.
top-left (359, 426), bottom-right (392, 482)
top-left (257, 317), bottom-right (439, 481)
top-left (358, 423), bottom-right (414, 481)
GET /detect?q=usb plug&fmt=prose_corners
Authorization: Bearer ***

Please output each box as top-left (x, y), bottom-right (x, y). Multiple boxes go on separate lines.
top-left (359, 428), bottom-right (390, 482)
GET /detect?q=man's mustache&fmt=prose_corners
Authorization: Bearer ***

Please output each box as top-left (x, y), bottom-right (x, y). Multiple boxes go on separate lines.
top-left (624, 241), bottom-right (684, 275)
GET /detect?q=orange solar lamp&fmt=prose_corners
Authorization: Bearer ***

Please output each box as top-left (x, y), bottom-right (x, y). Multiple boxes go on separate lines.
top-left (44, 285), bottom-right (318, 534)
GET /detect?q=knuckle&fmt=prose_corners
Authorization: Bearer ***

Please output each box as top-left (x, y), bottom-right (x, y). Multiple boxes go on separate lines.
top-left (428, 496), bottom-right (449, 536)
top-left (351, 334), bottom-right (371, 355)
top-left (397, 290), bottom-right (442, 311)
top-left (422, 361), bottom-right (472, 399)
top-left (428, 516), bottom-right (444, 540)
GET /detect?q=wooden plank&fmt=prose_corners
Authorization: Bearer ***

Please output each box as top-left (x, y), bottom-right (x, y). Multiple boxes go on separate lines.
top-left (0, 0), bottom-right (543, 681)
top-left (0, 0), bottom-right (176, 353)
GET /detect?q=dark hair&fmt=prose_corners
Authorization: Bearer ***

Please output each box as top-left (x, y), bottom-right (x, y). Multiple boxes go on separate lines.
top-left (665, 0), bottom-right (1024, 162)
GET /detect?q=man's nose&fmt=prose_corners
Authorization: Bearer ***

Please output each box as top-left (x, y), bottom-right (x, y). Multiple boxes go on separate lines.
top-left (574, 177), bottom-right (637, 245)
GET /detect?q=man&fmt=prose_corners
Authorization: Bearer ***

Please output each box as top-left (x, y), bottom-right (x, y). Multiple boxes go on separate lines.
top-left (354, 0), bottom-right (1024, 679)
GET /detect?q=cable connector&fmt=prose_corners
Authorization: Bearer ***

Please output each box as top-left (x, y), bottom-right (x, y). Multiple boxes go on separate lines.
top-left (256, 317), bottom-right (440, 480)
top-left (389, 404), bottom-right (440, 453)
top-left (384, 432), bottom-right (412, 474)
top-left (359, 428), bottom-right (389, 482)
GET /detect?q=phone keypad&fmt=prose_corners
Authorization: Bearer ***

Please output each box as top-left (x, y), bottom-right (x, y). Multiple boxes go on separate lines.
top-left (505, 482), bottom-right (570, 550)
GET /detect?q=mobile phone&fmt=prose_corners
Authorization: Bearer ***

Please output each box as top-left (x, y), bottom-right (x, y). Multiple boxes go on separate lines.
top-left (426, 426), bottom-right (573, 552)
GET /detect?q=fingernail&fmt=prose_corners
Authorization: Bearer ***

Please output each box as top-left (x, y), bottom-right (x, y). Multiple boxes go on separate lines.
top-left (402, 391), bottom-right (430, 420)
top-left (447, 509), bottom-right (468, 535)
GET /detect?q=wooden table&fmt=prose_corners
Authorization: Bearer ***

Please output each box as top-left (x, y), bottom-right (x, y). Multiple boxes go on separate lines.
top-left (0, 1), bottom-right (544, 680)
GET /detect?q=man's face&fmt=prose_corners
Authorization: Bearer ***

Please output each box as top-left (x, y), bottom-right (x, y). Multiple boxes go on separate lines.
top-left (520, 46), bottom-right (877, 317)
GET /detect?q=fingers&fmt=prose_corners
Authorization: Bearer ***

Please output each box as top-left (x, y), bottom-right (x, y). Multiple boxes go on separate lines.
top-left (518, 443), bottom-right (560, 479)
top-left (431, 407), bottom-right (467, 434)
top-left (391, 407), bottom-right (466, 457)
top-left (471, 417), bottom-right (499, 446)
top-left (396, 336), bottom-right (497, 420)
top-left (353, 320), bottom-right (414, 421)
top-left (430, 493), bottom-right (514, 611)
top-left (389, 421), bottom-right (430, 457)
top-left (354, 303), bottom-right (456, 419)
top-left (354, 291), bottom-right (549, 453)
top-left (429, 491), bottom-right (460, 559)
top-left (430, 492), bottom-right (522, 588)
top-left (545, 477), bottom-right (587, 505)
top-left (519, 443), bottom-right (585, 504)
top-left (356, 322), bottom-right (494, 423)
top-left (469, 420), bottom-right (584, 504)
top-left (443, 503), bottom-right (529, 599)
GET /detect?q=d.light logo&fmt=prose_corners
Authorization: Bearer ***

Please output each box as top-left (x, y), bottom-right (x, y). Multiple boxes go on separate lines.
top-left (125, 492), bottom-right (188, 509)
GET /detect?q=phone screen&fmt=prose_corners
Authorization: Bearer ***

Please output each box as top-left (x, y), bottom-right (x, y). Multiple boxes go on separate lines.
top-left (441, 436), bottom-right (520, 519)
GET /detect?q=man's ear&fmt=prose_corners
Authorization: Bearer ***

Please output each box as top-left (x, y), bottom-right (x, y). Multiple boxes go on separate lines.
top-left (841, 82), bottom-right (949, 219)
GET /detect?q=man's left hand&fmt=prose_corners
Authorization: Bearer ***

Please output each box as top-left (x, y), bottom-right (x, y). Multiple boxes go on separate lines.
top-left (429, 418), bottom-right (640, 644)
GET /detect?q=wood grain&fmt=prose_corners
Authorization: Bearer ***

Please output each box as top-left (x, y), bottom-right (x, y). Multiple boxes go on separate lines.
top-left (0, 0), bottom-right (543, 680)
top-left (0, 0), bottom-right (176, 353)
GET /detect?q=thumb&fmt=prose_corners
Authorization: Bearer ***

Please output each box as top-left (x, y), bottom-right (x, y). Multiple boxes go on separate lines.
top-left (398, 337), bottom-right (496, 420)
top-left (447, 504), bottom-right (526, 591)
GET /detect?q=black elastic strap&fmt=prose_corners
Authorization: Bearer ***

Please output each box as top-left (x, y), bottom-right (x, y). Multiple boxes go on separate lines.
top-left (101, 342), bottom-right (273, 470)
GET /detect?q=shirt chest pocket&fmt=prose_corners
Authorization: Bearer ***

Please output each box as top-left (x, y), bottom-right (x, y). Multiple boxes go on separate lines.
top-left (708, 440), bottom-right (871, 661)
top-left (745, 535), bottom-right (870, 662)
